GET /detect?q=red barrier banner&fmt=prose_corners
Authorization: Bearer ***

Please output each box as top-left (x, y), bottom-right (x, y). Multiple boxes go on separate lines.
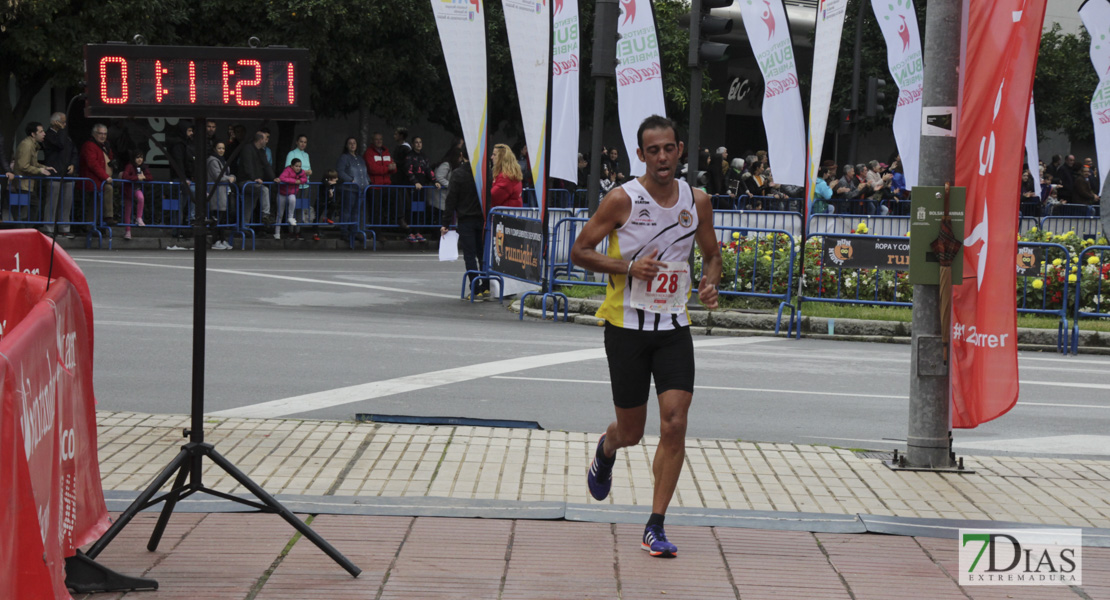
top-left (0, 230), bottom-right (94, 346)
top-left (0, 271), bottom-right (109, 599)
top-left (951, 0), bottom-right (1046, 428)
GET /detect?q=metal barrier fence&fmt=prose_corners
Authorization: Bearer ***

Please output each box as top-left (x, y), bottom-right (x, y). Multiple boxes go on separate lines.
top-left (807, 214), bottom-right (910, 237)
top-left (1039, 216), bottom-right (1102, 238)
top-left (1072, 244), bottom-right (1110, 354)
top-left (1019, 216), bottom-right (1039, 235)
top-left (713, 227), bottom-right (797, 333)
top-left (737, 195), bottom-right (804, 213)
top-left (548, 217), bottom-right (607, 288)
top-left (1015, 242), bottom-right (1073, 354)
top-left (793, 233), bottom-right (913, 338)
top-left (7, 175), bottom-right (102, 245)
top-left (714, 210), bottom-right (804, 240)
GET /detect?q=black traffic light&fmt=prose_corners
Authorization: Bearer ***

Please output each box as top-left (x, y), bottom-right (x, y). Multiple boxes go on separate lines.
top-left (865, 76), bottom-right (887, 117)
top-left (684, 0), bottom-right (734, 67)
top-left (838, 108), bottom-right (854, 134)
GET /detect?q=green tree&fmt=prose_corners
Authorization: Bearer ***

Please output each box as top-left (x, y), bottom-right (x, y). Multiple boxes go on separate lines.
top-left (1033, 23), bottom-right (1098, 144)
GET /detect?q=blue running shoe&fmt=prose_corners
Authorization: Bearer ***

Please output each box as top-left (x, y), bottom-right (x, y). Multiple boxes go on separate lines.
top-left (587, 434), bottom-right (613, 501)
top-left (642, 524), bottom-right (677, 557)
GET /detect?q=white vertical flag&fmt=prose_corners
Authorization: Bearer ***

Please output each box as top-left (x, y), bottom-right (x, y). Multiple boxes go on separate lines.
top-left (1081, 0), bottom-right (1110, 191)
top-left (1025, 94), bottom-right (1041, 197)
top-left (430, 0), bottom-right (489, 203)
top-left (503, 0), bottom-right (551, 207)
top-left (871, 0), bottom-right (923, 189)
top-left (739, 0), bottom-right (806, 185)
top-left (805, 0), bottom-right (849, 208)
top-left (616, 0), bottom-right (667, 177)
top-left (551, 0), bottom-right (580, 184)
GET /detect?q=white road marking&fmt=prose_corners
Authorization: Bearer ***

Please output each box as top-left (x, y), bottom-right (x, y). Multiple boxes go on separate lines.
top-left (1021, 402), bottom-right (1110, 409)
top-left (208, 337), bottom-right (779, 418)
top-left (491, 375), bottom-right (908, 400)
top-left (75, 258), bottom-right (456, 298)
top-left (1020, 380), bottom-right (1110, 391)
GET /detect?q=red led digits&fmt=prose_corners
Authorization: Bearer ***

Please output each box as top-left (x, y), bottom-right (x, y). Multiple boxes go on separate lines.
top-left (99, 56), bottom-right (129, 104)
top-left (222, 61), bottom-right (234, 103)
top-left (189, 61), bottom-right (197, 103)
top-left (155, 60), bottom-right (169, 102)
top-left (287, 62), bottom-right (295, 105)
top-left (234, 60), bottom-right (261, 106)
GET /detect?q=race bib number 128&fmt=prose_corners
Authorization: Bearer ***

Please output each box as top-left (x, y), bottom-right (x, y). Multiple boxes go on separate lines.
top-left (629, 261), bottom-right (691, 314)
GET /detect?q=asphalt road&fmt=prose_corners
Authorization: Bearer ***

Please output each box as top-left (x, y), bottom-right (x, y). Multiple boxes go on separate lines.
top-left (74, 249), bottom-right (1110, 459)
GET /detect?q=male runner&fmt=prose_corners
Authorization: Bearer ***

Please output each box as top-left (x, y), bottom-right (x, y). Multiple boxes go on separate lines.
top-left (570, 115), bottom-right (722, 557)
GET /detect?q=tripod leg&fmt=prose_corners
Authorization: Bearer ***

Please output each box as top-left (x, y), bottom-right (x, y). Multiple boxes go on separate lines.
top-left (86, 448), bottom-right (191, 559)
top-left (147, 458), bottom-right (192, 551)
top-left (206, 448), bottom-right (362, 578)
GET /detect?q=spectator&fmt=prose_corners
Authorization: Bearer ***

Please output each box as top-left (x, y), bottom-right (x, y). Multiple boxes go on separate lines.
top-left (14, 121), bottom-right (54, 221)
top-left (440, 153), bottom-right (489, 300)
top-left (258, 127), bottom-right (274, 169)
top-left (205, 120), bottom-right (219, 155)
top-left (338, 136), bottom-right (370, 240)
top-left (403, 136), bottom-right (439, 242)
top-left (391, 127), bottom-right (411, 185)
top-left (889, 158), bottom-right (907, 200)
top-left (603, 146), bottom-right (625, 185)
top-left (226, 124), bottom-right (247, 170)
top-left (168, 122), bottom-right (197, 225)
top-left (276, 158), bottom-right (307, 240)
top-left (727, 158), bottom-right (745, 203)
top-left (1021, 170), bottom-right (1038, 203)
top-left (0, 131), bottom-right (14, 222)
top-left (285, 134), bottom-right (313, 225)
top-left (1074, 165), bottom-right (1099, 206)
top-left (434, 146), bottom-right (463, 214)
top-left (576, 153), bottom-right (589, 190)
top-left (119, 154), bottom-right (151, 240)
top-left (1084, 157), bottom-right (1100, 196)
top-left (490, 143), bottom-right (523, 208)
top-left (514, 142), bottom-right (535, 193)
top-left (43, 112), bottom-right (77, 236)
top-left (317, 169), bottom-right (340, 241)
top-left (835, 164), bottom-right (867, 199)
top-left (79, 124), bottom-right (116, 225)
top-left (706, 147), bottom-right (730, 206)
top-left (812, 166), bottom-right (834, 214)
top-left (1055, 154), bottom-right (1076, 202)
top-left (364, 131), bottom-right (395, 230)
top-left (206, 141), bottom-right (236, 250)
top-left (236, 131), bottom-right (277, 229)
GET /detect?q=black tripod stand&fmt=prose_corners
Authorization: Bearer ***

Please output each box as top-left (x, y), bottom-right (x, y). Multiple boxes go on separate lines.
top-left (84, 115), bottom-right (360, 579)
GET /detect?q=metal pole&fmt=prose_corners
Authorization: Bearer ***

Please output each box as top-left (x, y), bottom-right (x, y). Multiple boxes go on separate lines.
top-left (587, 0), bottom-right (619, 216)
top-left (687, 0), bottom-right (702, 180)
top-left (847, 0), bottom-right (866, 166)
top-left (907, 1), bottom-right (961, 468)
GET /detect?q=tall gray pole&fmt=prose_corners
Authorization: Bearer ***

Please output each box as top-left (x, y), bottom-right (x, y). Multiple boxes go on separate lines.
top-left (687, 0), bottom-right (703, 180)
top-left (907, 0), bottom-right (961, 468)
top-left (587, 0), bottom-right (620, 216)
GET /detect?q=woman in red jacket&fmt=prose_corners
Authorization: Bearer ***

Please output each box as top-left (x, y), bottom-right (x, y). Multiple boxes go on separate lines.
top-left (489, 143), bottom-right (523, 208)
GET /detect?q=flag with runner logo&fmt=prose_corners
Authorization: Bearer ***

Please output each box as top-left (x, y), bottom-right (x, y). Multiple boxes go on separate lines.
top-left (616, 0), bottom-right (667, 178)
top-left (805, 0), bottom-right (848, 211)
top-left (503, 0), bottom-right (551, 215)
top-left (871, 0), bottom-right (923, 189)
top-left (950, 0), bottom-right (1046, 428)
top-left (739, 0), bottom-right (805, 185)
top-left (430, 0), bottom-right (489, 206)
top-left (1081, 0), bottom-right (1110, 191)
top-left (551, 0), bottom-right (580, 184)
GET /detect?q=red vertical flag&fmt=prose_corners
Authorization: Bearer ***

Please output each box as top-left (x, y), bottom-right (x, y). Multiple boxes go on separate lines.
top-left (950, 0), bottom-right (1046, 428)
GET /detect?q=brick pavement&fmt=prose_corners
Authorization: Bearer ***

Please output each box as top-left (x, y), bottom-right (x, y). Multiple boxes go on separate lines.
top-left (77, 512), bottom-right (1110, 600)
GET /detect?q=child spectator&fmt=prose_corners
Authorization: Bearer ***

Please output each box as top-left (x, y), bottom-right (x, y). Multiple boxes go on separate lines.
top-left (120, 154), bottom-right (151, 240)
top-left (276, 158), bottom-right (307, 240)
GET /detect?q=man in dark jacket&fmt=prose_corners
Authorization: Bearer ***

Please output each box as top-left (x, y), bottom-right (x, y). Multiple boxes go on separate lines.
top-left (169, 123), bottom-right (197, 224)
top-left (1055, 155), bottom-right (1077, 202)
top-left (43, 112), bottom-right (78, 235)
top-left (236, 131), bottom-right (277, 226)
top-left (440, 155), bottom-right (488, 298)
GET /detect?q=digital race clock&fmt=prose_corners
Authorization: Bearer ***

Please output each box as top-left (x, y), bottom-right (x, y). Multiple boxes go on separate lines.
top-left (84, 44), bottom-right (313, 120)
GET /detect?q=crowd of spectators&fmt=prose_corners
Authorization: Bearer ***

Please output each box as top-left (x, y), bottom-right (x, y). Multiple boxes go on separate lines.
top-left (1029, 154), bottom-right (1102, 216)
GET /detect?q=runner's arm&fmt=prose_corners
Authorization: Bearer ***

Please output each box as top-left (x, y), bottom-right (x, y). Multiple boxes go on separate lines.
top-left (693, 189), bottom-right (722, 309)
top-left (570, 187), bottom-right (645, 276)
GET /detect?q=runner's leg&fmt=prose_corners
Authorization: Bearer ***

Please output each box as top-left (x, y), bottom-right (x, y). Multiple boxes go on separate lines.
top-left (651, 389), bottom-right (691, 515)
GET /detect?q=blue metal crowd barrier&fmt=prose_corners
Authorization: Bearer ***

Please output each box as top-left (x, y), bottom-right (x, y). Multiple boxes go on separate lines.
top-left (1015, 242), bottom-right (1073, 354)
top-left (807, 214), bottom-right (910, 237)
top-left (714, 210), bottom-right (804, 240)
top-left (713, 226), bottom-right (797, 333)
top-left (1039, 216), bottom-right (1102, 238)
top-left (736, 195), bottom-right (804, 213)
top-left (1072, 244), bottom-right (1110, 354)
top-left (364, 184), bottom-right (442, 236)
top-left (548, 217), bottom-right (606, 288)
top-left (821, 198), bottom-right (886, 216)
top-left (793, 232), bottom-right (913, 338)
top-left (1018, 216), bottom-right (1039, 236)
top-left (1047, 204), bottom-right (1096, 217)
top-left (8, 175), bottom-right (102, 246)
top-left (1020, 201), bottom-right (1043, 219)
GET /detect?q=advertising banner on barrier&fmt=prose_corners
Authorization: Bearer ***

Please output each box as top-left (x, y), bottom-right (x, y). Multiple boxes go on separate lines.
top-left (805, 0), bottom-right (848, 211)
top-left (739, 0), bottom-right (805, 186)
top-left (951, 0), bottom-right (1046, 428)
top-left (503, 0), bottom-right (550, 214)
top-left (0, 230), bottom-right (94, 345)
top-left (1026, 95), bottom-right (1041, 197)
top-left (0, 271), bottom-right (109, 599)
top-left (616, 0), bottom-right (667, 178)
top-left (871, 0), bottom-right (923, 189)
top-left (490, 213), bottom-right (543, 282)
top-left (1081, 0), bottom-right (1110, 191)
top-left (430, 0), bottom-right (489, 206)
top-left (551, 0), bottom-right (579, 184)
top-left (1016, 245), bottom-right (1045, 278)
top-left (821, 236), bottom-right (909, 270)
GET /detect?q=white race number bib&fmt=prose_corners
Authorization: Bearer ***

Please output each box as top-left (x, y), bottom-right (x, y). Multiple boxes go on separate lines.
top-left (629, 261), bottom-right (691, 314)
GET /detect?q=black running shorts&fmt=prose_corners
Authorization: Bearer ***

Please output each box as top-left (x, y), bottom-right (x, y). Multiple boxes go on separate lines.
top-left (603, 323), bottom-right (695, 409)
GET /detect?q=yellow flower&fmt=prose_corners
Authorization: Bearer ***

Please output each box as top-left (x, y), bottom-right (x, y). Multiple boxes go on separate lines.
top-left (766, 233), bottom-right (774, 240)
top-left (1089, 256), bottom-right (1101, 265)
top-left (1069, 274), bottom-right (1078, 284)
top-left (905, 231), bottom-right (911, 237)
top-left (733, 232), bottom-right (740, 240)
top-left (1052, 258), bottom-right (1063, 266)
top-left (1029, 226), bottom-right (1038, 233)
top-left (1071, 266), bottom-right (1077, 273)
top-left (1046, 232), bottom-right (1054, 238)
top-left (1032, 279), bottom-right (1043, 290)
top-left (1072, 255), bottom-right (1079, 263)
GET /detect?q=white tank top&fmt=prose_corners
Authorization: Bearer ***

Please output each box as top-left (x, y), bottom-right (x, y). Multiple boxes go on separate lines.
top-left (595, 179), bottom-right (699, 331)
